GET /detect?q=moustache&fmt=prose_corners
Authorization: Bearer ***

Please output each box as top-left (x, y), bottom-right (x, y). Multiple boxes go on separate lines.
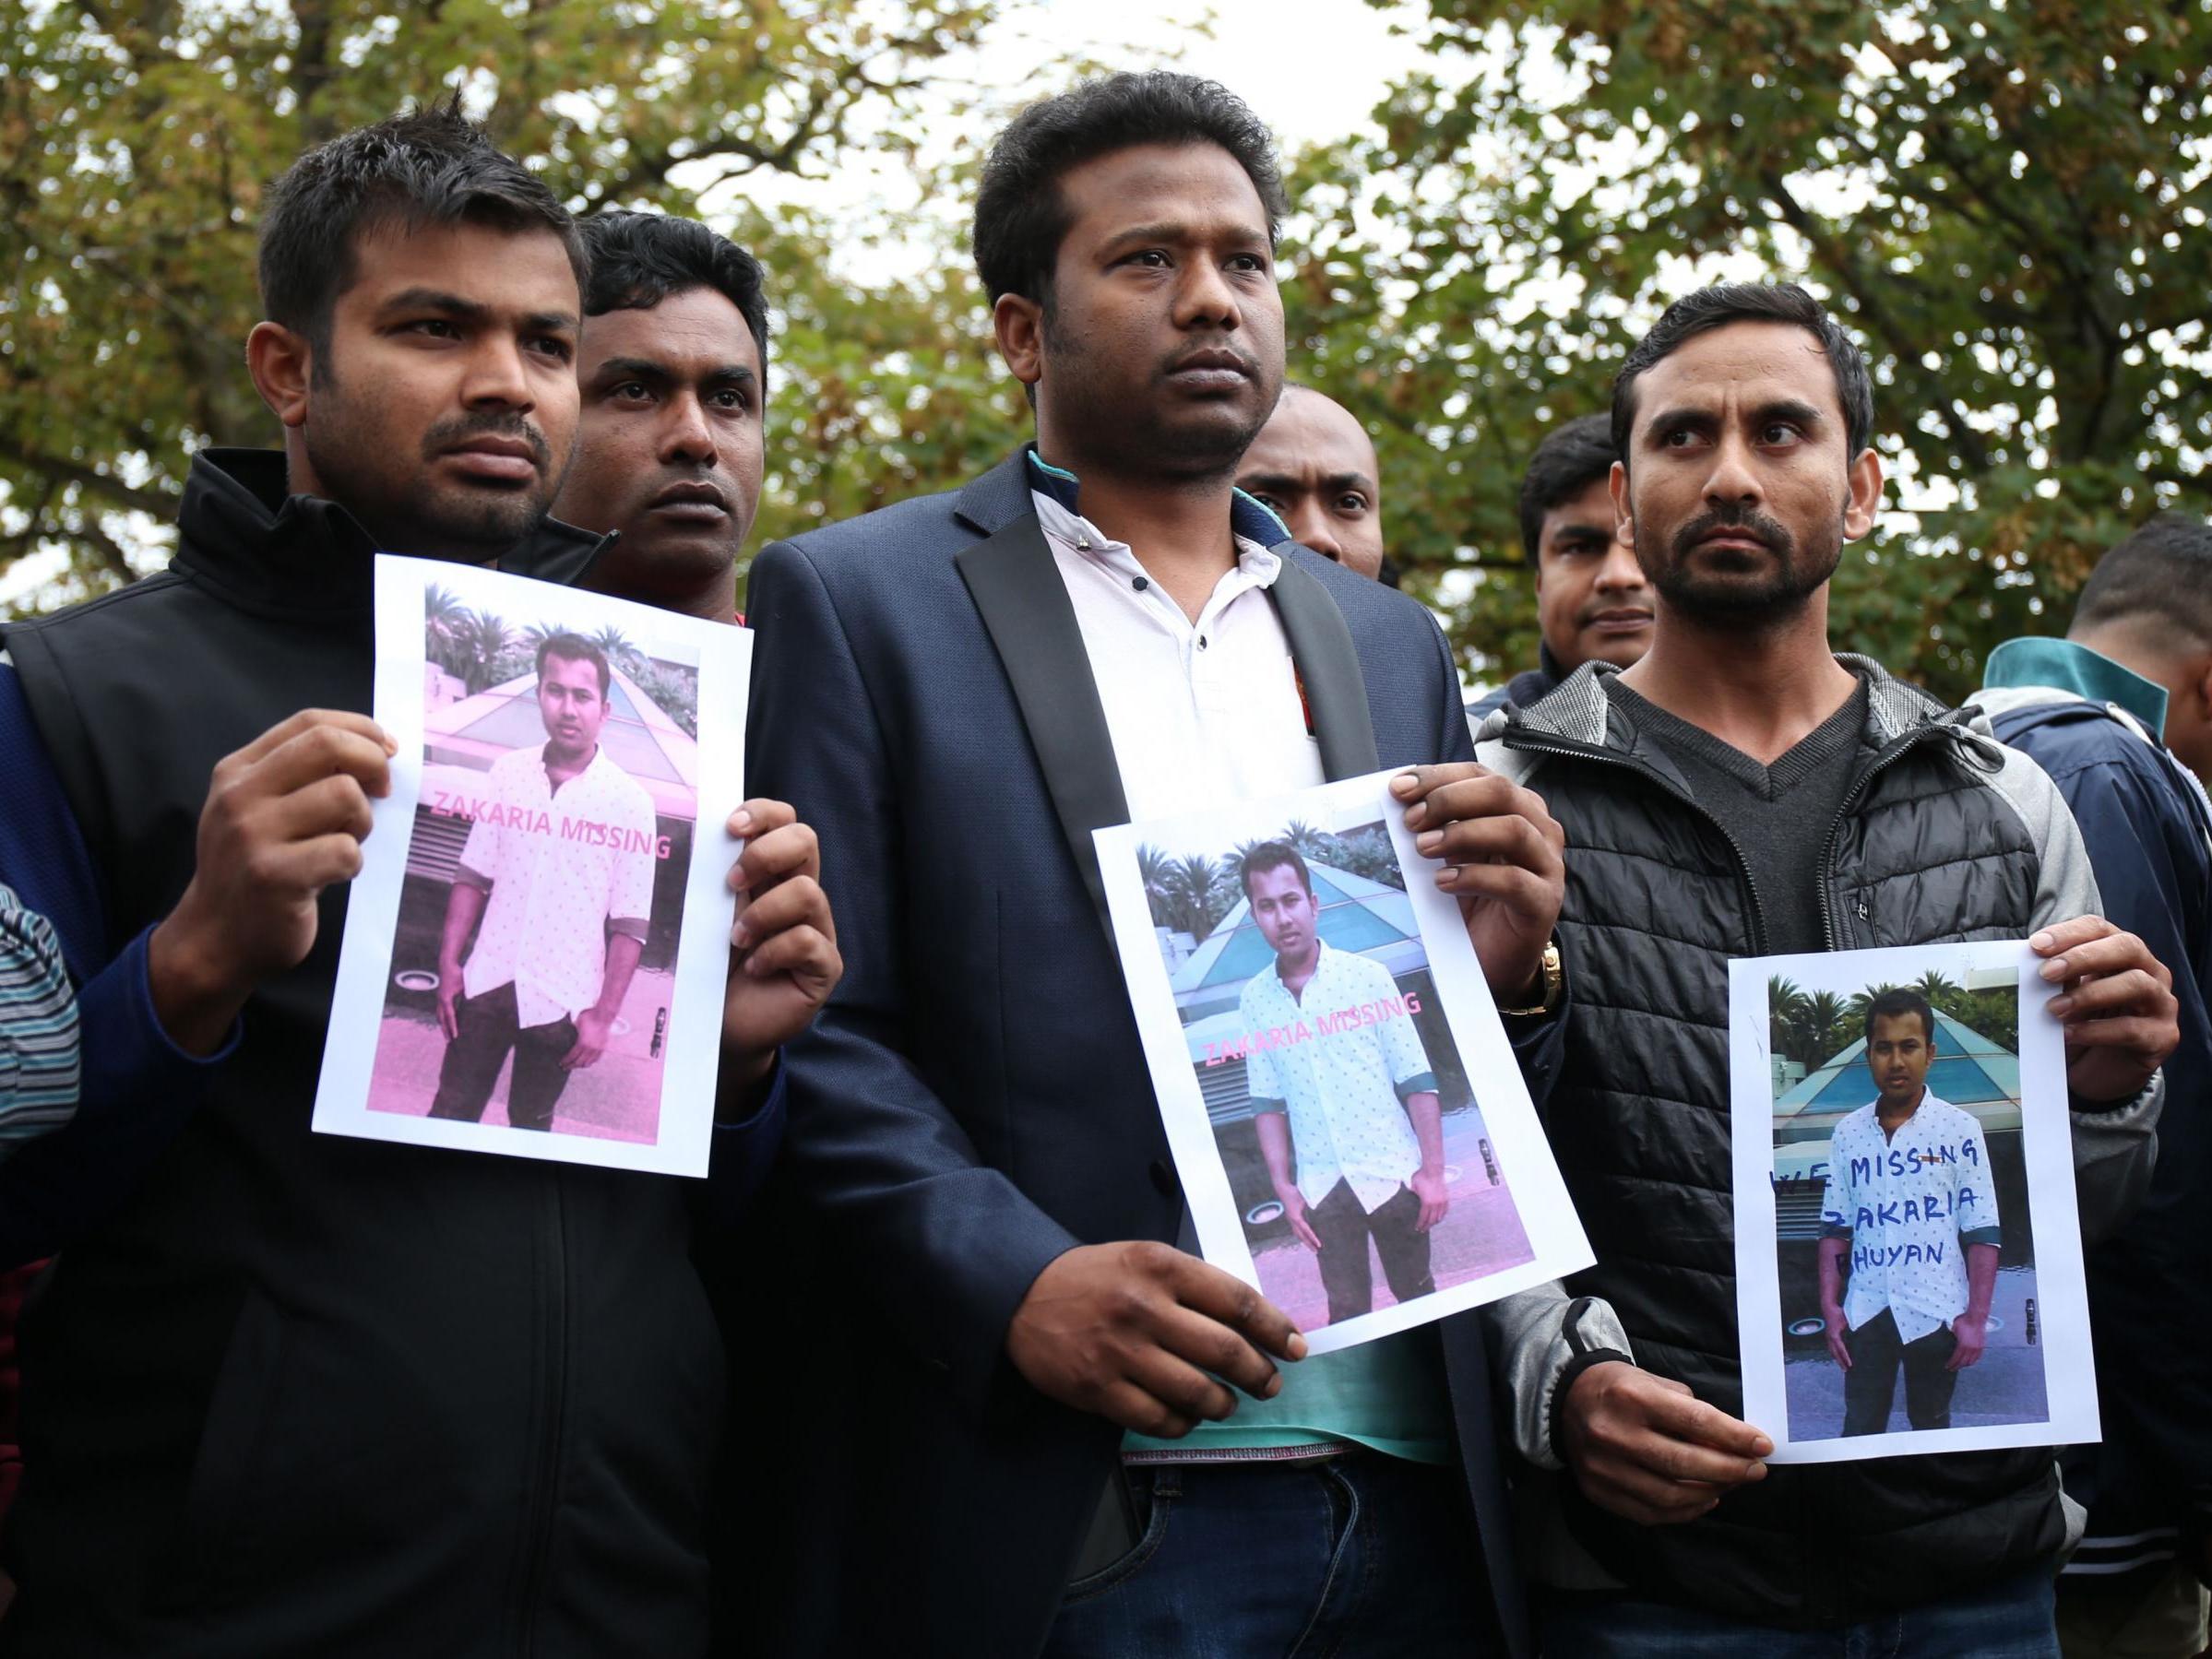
top-left (1672, 505), bottom-right (1795, 562)
top-left (421, 410), bottom-right (555, 473)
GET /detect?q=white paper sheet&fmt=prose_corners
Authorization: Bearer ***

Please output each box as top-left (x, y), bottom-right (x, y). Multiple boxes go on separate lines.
top-left (1095, 769), bottom-right (1592, 1355)
top-left (311, 555), bottom-right (750, 1177)
top-left (1729, 941), bottom-right (2099, 1462)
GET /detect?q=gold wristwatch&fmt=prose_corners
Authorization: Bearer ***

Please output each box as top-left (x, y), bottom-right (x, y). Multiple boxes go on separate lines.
top-left (1498, 939), bottom-right (1564, 1017)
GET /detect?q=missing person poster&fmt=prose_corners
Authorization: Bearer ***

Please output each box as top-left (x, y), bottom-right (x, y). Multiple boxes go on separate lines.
top-left (1095, 771), bottom-right (1592, 1357)
top-left (311, 555), bottom-right (751, 1177)
top-left (1729, 940), bottom-right (2099, 1463)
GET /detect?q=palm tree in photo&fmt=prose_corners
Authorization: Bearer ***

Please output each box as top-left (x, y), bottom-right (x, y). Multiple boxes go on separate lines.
top-left (1136, 844), bottom-right (1178, 933)
top-left (1768, 976), bottom-right (1809, 1061)
top-left (1913, 968), bottom-right (1962, 1018)
top-left (1803, 989), bottom-right (1848, 1061)
top-left (423, 583), bottom-right (468, 670)
top-left (1166, 853), bottom-right (1230, 939)
top-left (588, 624), bottom-right (641, 674)
top-left (454, 609), bottom-right (512, 695)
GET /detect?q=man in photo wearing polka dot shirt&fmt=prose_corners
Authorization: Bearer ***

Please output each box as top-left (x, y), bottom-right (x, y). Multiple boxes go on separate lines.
top-left (1240, 840), bottom-right (1448, 1325)
top-left (1816, 988), bottom-right (2003, 1435)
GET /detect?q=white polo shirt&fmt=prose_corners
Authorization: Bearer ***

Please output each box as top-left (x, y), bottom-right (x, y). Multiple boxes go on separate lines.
top-left (1241, 942), bottom-right (1438, 1212)
top-left (458, 741), bottom-right (659, 1028)
top-left (1031, 487), bottom-right (1324, 822)
top-left (1820, 1090), bottom-right (2004, 1343)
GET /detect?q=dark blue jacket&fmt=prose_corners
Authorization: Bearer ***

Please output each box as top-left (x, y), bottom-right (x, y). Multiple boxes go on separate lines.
top-left (1980, 658), bottom-right (2212, 1572)
top-left (736, 450), bottom-right (1562, 1658)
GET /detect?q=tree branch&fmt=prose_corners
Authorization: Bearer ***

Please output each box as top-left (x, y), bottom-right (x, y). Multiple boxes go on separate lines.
top-left (0, 436), bottom-right (176, 518)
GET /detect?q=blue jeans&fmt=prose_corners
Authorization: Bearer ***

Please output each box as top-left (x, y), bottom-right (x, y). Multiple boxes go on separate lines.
top-left (1041, 1452), bottom-right (1500, 1658)
top-left (1539, 1569), bottom-right (2059, 1657)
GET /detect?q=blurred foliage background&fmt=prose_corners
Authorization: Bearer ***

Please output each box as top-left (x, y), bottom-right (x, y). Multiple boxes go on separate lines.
top-left (3, 0), bottom-right (2206, 702)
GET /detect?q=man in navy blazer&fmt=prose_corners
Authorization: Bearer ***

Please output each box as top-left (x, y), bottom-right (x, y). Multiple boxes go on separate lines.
top-left (740, 72), bottom-right (1630, 1658)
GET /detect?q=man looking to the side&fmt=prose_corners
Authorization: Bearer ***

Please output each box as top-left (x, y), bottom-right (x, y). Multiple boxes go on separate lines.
top-left (743, 70), bottom-right (1623, 1659)
top-left (1817, 989), bottom-right (2001, 1436)
top-left (1479, 282), bottom-right (2177, 1654)
top-left (1240, 841), bottom-right (1445, 1323)
top-left (430, 634), bottom-right (658, 1130)
top-left (1234, 383), bottom-right (1385, 578)
top-left (0, 106), bottom-right (838, 1652)
top-left (553, 210), bottom-right (767, 622)
top-left (1469, 413), bottom-right (1654, 723)
top-left (1975, 515), bottom-right (2212, 1654)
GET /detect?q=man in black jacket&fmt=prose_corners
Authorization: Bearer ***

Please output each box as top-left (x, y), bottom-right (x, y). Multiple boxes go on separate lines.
top-left (1466, 414), bottom-right (1654, 724)
top-left (1478, 283), bottom-right (2180, 1654)
top-left (0, 104), bottom-right (838, 1653)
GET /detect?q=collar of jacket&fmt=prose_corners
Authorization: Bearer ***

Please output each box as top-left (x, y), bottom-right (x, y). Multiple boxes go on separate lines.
top-left (172, 447), bottom-right (611, 618)
top-left (1979, 636), bottom-right (2170, 738)
top-left (951, 444), bottom-right (1296, 552)
top-left (1505, 652), bottom-right (1985, 764)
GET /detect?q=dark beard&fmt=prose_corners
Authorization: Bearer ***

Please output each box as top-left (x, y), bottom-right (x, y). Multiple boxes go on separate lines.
top-left (1639, 504), bottom-right (1844, 623)
top-left (1039, 307), bottom-right (1278, 486)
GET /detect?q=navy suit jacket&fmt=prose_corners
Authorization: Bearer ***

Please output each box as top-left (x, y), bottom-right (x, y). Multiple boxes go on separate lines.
top-left (737, 451), bottom-right (1553, 1657)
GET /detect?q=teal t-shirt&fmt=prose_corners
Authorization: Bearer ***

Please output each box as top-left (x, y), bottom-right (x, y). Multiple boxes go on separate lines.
top-left (1121, 1330), bottom-right (1454, 1463)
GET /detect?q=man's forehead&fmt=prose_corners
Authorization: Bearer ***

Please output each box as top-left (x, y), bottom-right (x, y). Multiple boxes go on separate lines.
top-left (1244, 392), bottom-right (1376, 481)
top-left (343, 219), bottom-right (579, 313)
top-left (1059, 141), bottom-right (1268, 239)
top-left (1633, 322), bottom-right (1841, 418)
top-left (580, 286), bottom-right (760, 377)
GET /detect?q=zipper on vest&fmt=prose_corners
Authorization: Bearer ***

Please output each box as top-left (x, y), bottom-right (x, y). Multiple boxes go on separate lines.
top-left (515, 1171), bottom-right (571, 1652)
top-left (1814, 726), bottom-right (1966, 951)
top-left (1501, 729), bottom-right (1771, 954)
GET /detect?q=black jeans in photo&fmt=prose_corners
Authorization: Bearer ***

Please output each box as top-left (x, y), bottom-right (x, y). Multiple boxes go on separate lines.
top-left (428, 981), bottom-right (577, 1132)
top-left (1308, 1178), bottom-right (1434, 1325)
top-left (1842, 1306), bottom-right (1960, 1435)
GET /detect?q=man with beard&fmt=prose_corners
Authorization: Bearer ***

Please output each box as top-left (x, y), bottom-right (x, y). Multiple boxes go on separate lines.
top-left (1478, 282), bottom-right (2178, 1653)
top-left (555, 210), bottom-right (768, 622)
top-left (0, 105), bottom-right (838, 1651)
top-left (742, 70), bottom-right (1620, 1659)
top-left (1468, 414), bottom-right (1654, 724)
top-left (428, 634), bottom-right (660, 1132)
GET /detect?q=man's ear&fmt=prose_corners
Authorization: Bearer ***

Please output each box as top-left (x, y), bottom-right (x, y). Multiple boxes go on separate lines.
top-left (1842, 446), bottom-right (1885, 540)
top-left (993, 292), bottom-right (1045, 397)
top-left (245, 320), bottom-right (315, 430)
top-left (1608, 458), bottom-right (1634, 550)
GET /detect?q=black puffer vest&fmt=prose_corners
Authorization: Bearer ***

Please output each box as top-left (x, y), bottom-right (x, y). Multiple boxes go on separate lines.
top-left (1486, 659), bottom-right (2071, 1627)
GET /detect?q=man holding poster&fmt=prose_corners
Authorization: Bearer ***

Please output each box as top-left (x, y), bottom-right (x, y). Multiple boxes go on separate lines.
top-left (1816, 990), bottom-right (2001, 1435)
top-left (430, 634), bottom-right (659, 1131)
top-left (1240, 841), bottom-right (1448, 1322)
top-left (0, 107), bottom-right (841, 1654)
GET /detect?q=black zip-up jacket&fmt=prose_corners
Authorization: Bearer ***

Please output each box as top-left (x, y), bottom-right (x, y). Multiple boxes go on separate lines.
top-left (1476, 659), bottom-right (2160, 1628)
top-left (0, 450), bottom-right (765, 1655)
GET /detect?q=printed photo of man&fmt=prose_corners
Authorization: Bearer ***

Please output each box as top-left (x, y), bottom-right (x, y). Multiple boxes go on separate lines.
top-left (430, 633), bottom-right (659, 1132)
top-left (1239, 840), bottom-right (1449, 1324)
top-left (1816, 988), bottom-right (2003, 1434)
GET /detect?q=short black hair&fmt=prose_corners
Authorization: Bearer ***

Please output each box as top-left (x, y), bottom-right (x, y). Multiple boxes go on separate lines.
top-left (2072, 513), bottom-right (2212, 648)
top-left (579, 210), bottom-right (771, 376)
top-left (536, 633), bottom-right (611, 699)
top-left (1239, 840), bottom-right (1314, 903)
top-left (258, 97), bottom-right (584, 358)
top-left (1863, 988), bottom-right (1935, 1046)
top-left (1611, 283), bottom-right (1874, 468)
top-left (973, 71), bottom-right (1286, 306)
top-left (1519, 414), bottom-right (1616, 560)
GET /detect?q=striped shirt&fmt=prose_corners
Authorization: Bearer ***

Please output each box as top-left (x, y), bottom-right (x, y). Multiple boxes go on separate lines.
top-left (0, 883), bottom-right (77, 1154)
